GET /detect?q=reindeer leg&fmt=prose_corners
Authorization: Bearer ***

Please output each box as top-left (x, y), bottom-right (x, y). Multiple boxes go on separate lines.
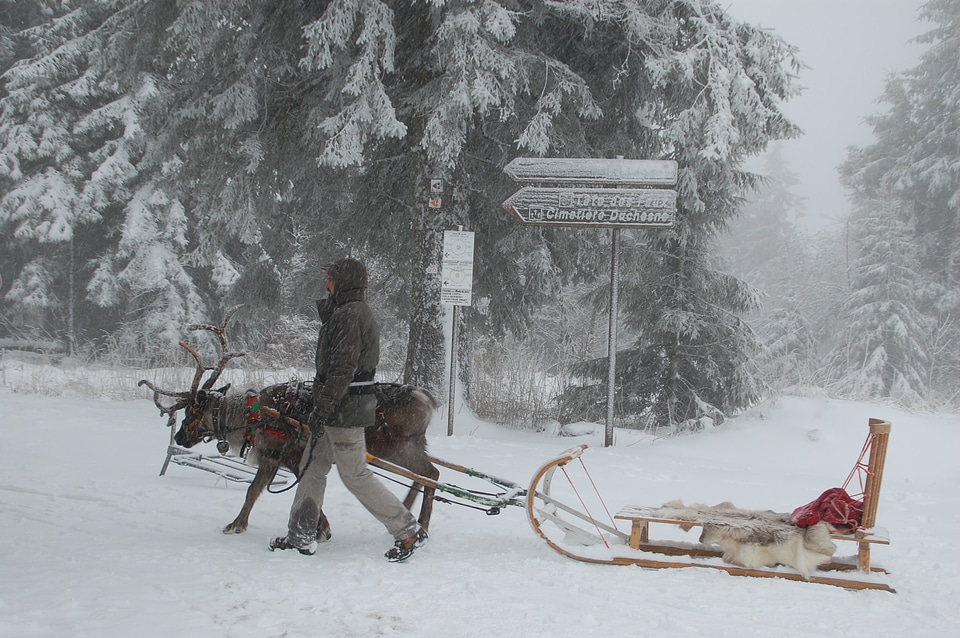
top-left (400, 460), bottom-right (439, 533)
top-left (416, 465), bottom-right (439, 533)
top-left (402, 485), bottom-right (420, 511)
top-left (223, 457), bottom-right (280, 534)
top-left (316, 509), bottom-right (332, 542)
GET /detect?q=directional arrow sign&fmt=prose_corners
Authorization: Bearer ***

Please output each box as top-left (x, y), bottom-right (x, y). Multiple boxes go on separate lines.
top-left (502, 186), bottom-right (676, 228)
top-left (504, 157), bottom-right (678, 186)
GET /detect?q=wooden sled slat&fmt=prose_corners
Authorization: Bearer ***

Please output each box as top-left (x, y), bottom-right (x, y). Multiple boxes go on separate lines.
top-left (602, 554), bottom-right (896, 592)
top-left (627, 537), bottom-right (890, 574)
top-left (831, 527), bottom-right (890, 545)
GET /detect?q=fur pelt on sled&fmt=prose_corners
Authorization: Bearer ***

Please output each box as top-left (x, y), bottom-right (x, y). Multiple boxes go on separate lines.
top-left (653, 500), bottom-right (837, 578)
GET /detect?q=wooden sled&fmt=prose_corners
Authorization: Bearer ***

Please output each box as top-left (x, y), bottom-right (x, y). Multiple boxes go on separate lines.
top-left (526, 419), bottom-right (894, 593)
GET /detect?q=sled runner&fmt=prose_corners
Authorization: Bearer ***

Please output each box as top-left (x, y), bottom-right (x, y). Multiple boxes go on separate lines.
top-left (526, 419), bottom-right (894, 593)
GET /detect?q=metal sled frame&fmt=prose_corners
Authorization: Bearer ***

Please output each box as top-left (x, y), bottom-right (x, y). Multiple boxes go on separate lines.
top-left (365, 453), bottom-right (528, 514)
top-left (159, 427), bottom-right (294, 489)
top-left (525, 420), bottom-right (894, 593)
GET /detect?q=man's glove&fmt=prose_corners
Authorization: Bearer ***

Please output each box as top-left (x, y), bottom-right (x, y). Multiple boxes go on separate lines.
top-left (306, 407), bottom-right (325, 438)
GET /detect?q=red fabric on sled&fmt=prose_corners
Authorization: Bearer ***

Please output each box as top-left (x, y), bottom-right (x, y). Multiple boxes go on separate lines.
top-left (790, 487), bottom-right (864, 532)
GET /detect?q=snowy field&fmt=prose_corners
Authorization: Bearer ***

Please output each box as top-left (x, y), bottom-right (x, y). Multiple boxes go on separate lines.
top-left (1, 364), bottom-right (959, 637)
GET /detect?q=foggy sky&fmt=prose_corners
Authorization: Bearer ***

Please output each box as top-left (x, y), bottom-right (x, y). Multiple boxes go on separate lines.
top-left (726, 0), bottom-right (927, 234)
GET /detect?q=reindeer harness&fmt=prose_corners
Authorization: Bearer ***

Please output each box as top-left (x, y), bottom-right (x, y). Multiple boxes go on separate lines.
top-left (237, 388), bottom-right (299, 460)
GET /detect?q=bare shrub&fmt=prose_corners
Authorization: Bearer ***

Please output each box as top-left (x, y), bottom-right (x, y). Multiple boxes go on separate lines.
top-left (465, 335), bottom-right (556, 430)
top-left (245, 313), bottom-right (318, 370)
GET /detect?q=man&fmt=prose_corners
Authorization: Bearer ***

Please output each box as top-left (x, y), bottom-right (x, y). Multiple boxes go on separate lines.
top-left (269, 257), bottom-right (425, 561)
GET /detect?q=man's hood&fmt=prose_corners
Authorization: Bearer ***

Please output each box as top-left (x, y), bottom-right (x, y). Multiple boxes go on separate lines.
top-left (326, 257), bottom-right (367, 300)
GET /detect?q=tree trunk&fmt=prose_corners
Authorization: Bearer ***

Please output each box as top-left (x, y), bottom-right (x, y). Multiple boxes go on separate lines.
top-left (67, 238), bottom-right (76, 357)
top-left (402, 194), bottom-right (446, 397)
top-left (663, 237), bottom-right (684, 426)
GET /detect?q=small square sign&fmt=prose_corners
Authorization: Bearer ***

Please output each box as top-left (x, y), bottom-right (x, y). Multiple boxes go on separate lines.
top-left (429, 197), bottom-right (442, 209)
top-left (430, 179), bottom-right (444, 193)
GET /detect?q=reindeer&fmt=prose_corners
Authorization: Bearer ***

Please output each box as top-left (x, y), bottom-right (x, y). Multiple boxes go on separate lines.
top-left (139, 309), bottom-right (440, 541)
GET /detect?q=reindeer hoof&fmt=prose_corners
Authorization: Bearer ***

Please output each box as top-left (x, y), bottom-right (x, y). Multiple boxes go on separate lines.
top-left (222, 523), bottom-right (246, 535)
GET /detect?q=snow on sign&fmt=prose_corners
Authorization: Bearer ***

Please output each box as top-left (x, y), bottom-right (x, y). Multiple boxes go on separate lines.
top-left (502, 186), bottom-right (676, 228)
top-left (441, 230), bottom-right (474, 306)
top-left (503, 157), bottom-right (678, 186)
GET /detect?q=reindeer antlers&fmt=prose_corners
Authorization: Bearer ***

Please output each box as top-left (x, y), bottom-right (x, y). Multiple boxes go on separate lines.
top-left (139, 305), bottom-right (247, 425)
top-left (138, 377), bottom-right (194, 427)
top-left (187, 304), bottom-right (246, 391)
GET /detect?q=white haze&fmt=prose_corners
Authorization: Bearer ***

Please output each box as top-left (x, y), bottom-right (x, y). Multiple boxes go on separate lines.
top-left (728, 0), bottom-right (927, 233)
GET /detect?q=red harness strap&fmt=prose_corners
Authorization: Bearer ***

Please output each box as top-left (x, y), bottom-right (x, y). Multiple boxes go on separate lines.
top-left (261, 424), bottom-right (288, 439)
top-left (240, 392), bottom-right (289, 459)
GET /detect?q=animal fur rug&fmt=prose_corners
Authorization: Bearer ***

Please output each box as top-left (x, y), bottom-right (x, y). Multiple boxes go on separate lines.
top-left (653, 500), bottom-right (837, 578)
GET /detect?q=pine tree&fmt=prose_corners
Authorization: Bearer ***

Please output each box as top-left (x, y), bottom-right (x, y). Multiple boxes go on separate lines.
top-left (297, 0), bottom-right (612, 391)
top-left (555, 1), bottom-right (802, 430)
top-left (839, 0), bottom-right (960, 402)
top-left (0, 1), bottom-right (331, 356)
top-left (720, 144), bottom-right (805, 290)
top-left (298, 1), bottom-right (802, 414)
top-left (0, 0), bottom-right (200, 355)
top-left (826, 203), bottom-right (931, 404)
top-left (86, 183), bottom-right (207, 359)
top-left (0, 2), bottom-right (111, 349)
top-left (757, 301), bottom-right (819, 392)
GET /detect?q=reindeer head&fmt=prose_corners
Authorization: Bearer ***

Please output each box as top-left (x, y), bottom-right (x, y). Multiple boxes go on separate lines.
top-left (172, 381), bottom-right (235, 449)
top-left (139, 306), bottom-right (245, 452)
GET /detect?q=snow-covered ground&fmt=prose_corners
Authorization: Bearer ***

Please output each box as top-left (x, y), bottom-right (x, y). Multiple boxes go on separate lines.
top-left (2, 366), bottom-right (958, 637)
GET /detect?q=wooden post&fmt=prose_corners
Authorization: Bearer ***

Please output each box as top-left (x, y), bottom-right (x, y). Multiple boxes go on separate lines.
top-left (858, 418), bottom-right (891, 572)
top-left (861, 418), bottom-right (891, 530)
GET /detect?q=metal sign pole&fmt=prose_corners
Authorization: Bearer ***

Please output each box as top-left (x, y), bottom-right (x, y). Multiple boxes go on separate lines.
top-left (605, 228), bottom-right (621, 447)
top-left (447, 303), bottom-right (459, 437)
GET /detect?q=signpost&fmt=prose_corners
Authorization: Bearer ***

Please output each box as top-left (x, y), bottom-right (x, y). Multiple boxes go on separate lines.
top-left (441, 228), bottom-right (474, 436)
top-left (502, 157), bottom-right (678, 446)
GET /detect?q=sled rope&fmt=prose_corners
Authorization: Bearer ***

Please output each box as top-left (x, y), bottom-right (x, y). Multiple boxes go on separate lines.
top-left (577, 456), bottom-right (620, 532)
top-left (560, 456), bottom-right (619, 549)
top-left (267, 435), bottom-right (317, 495)
top-left (841, 432), bottom-right (874, 499)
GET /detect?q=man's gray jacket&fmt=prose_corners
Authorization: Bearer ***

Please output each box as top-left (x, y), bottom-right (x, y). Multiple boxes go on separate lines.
top-left (312, 259), bottom-right (379, 428)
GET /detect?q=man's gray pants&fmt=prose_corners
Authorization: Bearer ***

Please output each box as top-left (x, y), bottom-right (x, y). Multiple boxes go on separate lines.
top-left (287, 426), bottom-right (418, 546)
